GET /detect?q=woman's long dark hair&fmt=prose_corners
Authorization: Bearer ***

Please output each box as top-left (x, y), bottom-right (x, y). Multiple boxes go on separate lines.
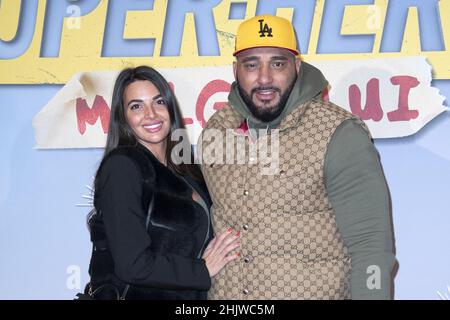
top-left (97, 65), bottom-right (202, 182)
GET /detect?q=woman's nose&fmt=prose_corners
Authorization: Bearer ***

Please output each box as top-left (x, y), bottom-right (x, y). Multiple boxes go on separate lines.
top-left (144, 104), bottom-right (156, 118)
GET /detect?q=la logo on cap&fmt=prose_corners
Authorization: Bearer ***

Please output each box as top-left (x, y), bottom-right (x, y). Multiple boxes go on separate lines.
top-left (233, 14), bottom-right (300, 56)
top-left (258, 19), bottom-right (273, 38)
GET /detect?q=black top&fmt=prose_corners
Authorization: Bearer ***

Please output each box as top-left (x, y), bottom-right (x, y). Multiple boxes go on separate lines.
top-left (90, 143), bottom-right (213, 299)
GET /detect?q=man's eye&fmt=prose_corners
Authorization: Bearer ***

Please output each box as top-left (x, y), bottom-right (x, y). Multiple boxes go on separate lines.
top-left (245, 63), bottom-right (257, 70)
top-left (273, 62), bottom-right (284, 68)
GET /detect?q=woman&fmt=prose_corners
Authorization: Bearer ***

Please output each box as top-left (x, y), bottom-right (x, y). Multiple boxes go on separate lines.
top-left (85, 66), bottom-right (240, 300)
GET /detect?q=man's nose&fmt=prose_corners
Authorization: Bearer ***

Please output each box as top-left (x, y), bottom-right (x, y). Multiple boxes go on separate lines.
top-left (257, 64), bottom-right (273, 85)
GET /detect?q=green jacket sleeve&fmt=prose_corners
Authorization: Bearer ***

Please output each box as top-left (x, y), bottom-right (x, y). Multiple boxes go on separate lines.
top-left (324, 119), bottom-right (396, 300)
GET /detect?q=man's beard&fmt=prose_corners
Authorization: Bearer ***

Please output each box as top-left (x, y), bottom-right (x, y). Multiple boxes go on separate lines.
top-left (237, 75), bottom-right (297, 123)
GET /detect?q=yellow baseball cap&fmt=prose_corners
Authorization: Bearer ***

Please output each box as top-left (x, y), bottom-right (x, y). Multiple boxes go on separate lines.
top-left (233, 14), bottom-right (300, 56)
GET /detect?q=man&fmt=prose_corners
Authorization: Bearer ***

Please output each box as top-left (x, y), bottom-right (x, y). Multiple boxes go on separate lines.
top-left (198, 14), bottom-right (396, 299)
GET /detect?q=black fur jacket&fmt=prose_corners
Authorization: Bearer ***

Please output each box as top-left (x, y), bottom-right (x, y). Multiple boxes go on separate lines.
top-left (87, 143), bottom-right (213, 300)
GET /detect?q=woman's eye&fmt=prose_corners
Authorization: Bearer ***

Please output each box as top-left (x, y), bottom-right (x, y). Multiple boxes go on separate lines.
top-left (155, 99), bottom-right (167, 106)
top-left (129, 103), bottom-right (141, 110)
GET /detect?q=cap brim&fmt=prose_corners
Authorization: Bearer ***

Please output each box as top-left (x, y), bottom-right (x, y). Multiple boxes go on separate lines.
top-left (233, 46), bottom-right (299, 57)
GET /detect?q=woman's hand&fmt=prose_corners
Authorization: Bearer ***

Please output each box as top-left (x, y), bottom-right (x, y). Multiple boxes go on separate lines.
top-left (202, 228), bottom-right (240, 277)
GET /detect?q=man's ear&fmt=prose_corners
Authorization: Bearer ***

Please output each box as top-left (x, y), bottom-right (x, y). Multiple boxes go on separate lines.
top-left (295, 58), bottom-right (301, 74)
top-left (233, 61), bottom-right (237, 79)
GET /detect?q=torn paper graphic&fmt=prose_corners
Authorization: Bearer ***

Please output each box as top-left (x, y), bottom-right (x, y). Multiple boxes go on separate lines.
top-left (32, 57), bottom-right (446, 148)
top-left (321, 56), bottom-right (446, 138)
top-left (33, 71), bottom-right (117, 148)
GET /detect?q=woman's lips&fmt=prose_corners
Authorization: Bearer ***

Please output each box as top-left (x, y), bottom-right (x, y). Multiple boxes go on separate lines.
top-left (143, 121), bottom-right (163, 133)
